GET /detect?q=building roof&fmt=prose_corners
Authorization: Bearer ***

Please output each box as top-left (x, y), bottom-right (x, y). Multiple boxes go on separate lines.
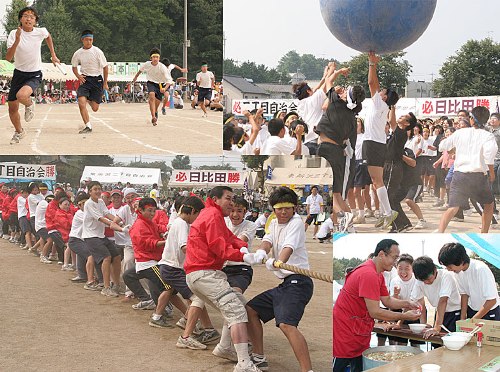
top-left (256, 84), bottom-right (293, 94)
top-left (223, 75), bottom-right (270, 95)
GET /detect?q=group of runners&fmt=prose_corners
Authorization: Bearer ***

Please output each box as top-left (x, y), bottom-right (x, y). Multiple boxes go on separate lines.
top-left (5, 6), bottom-right (216, 143)
top-left (0, 179), bottom-right (321, 372)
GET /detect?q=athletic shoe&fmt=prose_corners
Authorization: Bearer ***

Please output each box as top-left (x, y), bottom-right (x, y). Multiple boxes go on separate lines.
top-left (374, 216), bottom-right (385, 228)
top-left (438, 205), bottom-right (449, 211)
top-left (414, 220), bottom-right (427, 230)
top-left (432, 199), bottom-right (444, 207)
top-left (155, 111), bottom-right (158, 119)
top-left (176, 335), bottom-right (207, 350)
top-left (233, 362), bottom-right (262, 372)
top-left (132, 299), bottom-right (156, 310)
top-left (194, 329), bottom-right (220, 344)
top-left (202, 113), bottom-right (207, 118)
top-left (365, 209), bottom-right (374, 218)
top-left (162, 107), bottom-right (166, 115)
top-left (152, 117), bottom-right (158, 126)
top-left (40, 255), bottom-right (52, 264)
top-left (175, 317), bottom-right (203, 335)
top-left (251, 355), bottom-right (269, 371)
top-left (70, 276), bottom-right (87, 283)
top-left (383, 211), bottom-right (399, 229)
top-left (101, 287), bottom-right (119, 297)
top-left (212, 344), bottom-right (238, 362)
top-left (398, 223), bottom-right (413, 233)
top-left (78, 126), bottom-right (92, 134)
top-left (338, 212), bottom-right (354, 232)
top-left (10, 129), bottom-right (26, 144)
top-left (464, 209), bottom-right (473, 217)
top-left (48, 254), bottom-right (58, 261)
top-left (451, 217), bottom-right (464, 222)
top-left (149, 315), bottom-right (173, 328)
top-left (109, 285), bottom-right (120, 297)
top-left (352, 216), bottom-right (366, 224)
top-left (20, 244), bottom-right (29, 250)
top-left (84, 281), bottom-right (101, 291)
top-left (25, 102), bottom-right (35, 122)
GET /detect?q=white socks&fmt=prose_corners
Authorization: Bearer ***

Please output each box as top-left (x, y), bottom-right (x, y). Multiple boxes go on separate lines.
top-left (234, 342), bottom-right (251, 364)
top-left (376, 186), bottom-right (391, 216)
top-left (219, 321), bottom-right (232, 349)
top-left (86, 122), bottom-right (92, 129)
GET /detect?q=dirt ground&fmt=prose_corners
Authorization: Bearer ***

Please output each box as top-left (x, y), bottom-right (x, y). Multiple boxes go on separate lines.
top-left (0, 229), bottom-right (332, 372)
top-left (0, 103), bottom-right (222, 155)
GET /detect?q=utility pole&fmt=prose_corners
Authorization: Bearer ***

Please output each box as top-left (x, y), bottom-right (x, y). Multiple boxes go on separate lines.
top-left (183, 0), bottom-right (189, 99)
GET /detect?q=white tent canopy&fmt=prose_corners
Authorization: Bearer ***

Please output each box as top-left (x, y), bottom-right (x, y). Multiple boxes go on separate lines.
top-left (265, 167), bottom-right (333, 187)
top-left (81, 166), bottom-right (161, 186)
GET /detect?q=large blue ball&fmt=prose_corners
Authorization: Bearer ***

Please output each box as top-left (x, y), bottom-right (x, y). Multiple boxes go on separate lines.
top-left (319, 0), bottom-right (437, 54)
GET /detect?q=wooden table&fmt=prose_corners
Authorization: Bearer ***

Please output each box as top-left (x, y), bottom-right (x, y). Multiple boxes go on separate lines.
top-left (369, 344), bottom-right (499, 371)
top-left (373, 324), bottom-right (444, 345)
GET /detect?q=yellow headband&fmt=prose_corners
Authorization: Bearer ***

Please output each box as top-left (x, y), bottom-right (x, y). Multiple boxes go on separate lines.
top-left (272, 202), bottom-right (295, 209)
top-left (151, 53), bottom-right (160, 58)
top-left (224, 115), bottom-right (235, 125)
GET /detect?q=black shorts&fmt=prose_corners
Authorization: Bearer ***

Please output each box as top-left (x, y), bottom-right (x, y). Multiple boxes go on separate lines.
top-left (77, 75), bottom-right (104, 104)
top-left (49, 231), bottom-right (65, 250)
top-left (467, 305), bottom-right (499, 321)
top-left (8, 69), bottom-right (42, 101)
top-left (159, 264), bottom-right (192, 300)
top-left (68, 237), bottom-right (91, 259)
top-left (318, 142), bottom-right (349, 197)
top-left (29, 216), bottom-right (38, 239)
top-left (84, 237), bottom-right (119, 265)
top-left (146, 81), bottom-right (163, 101)
top-left (362, 140), bottom-right (386, 167)
top-left (448, 171), bottom-right (494, 209)
top-left (354, 159), bottom-right (372, 188)
top-left (19, 216), bottom-right (32, 234)
top-left (420, 156), bottom-right (435, 176)
top-left (222, 265), bottom-right (253, 292)
top-left (247, 274), bottom-right (313, 327)
top-left (405, 184), bottom-right (424, 201)
top-left (305, 214), bottom-right (320, 226)
top-left (36, 227), bottom-right (49, 240)
top-left (9, 213), bottom-right (19, 231)
top-left (198, 87), bottom-right (212, 103)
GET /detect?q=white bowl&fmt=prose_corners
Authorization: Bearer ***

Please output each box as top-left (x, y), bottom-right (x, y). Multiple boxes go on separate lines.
top-left (409, 324), bottom-right (427, 333)
top-left (421, 364), bottom-right (441, 372)
top-left (442, 334), bottom-right (469, 350)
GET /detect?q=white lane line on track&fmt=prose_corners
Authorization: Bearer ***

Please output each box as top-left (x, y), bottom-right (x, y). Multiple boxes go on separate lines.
top-left (0, 113), bottom-right (8, 119)
top-left (166, 112), bottom-right (222, 125)
top-left (30, 106), bottom-right (52, 155)
top-left (90, 114), bottom-right (178, 154)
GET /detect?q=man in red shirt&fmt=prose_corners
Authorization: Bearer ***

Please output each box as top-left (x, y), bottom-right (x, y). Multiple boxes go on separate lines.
top-left (333, 239), bottom-right (421, 372)
top-left (184, 186), bottom-right (265, 372)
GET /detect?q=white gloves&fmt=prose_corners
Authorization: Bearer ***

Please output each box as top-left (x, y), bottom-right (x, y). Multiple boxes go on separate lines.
top-left (266, 258), bottom-right (280, 271)
top-left (240, 247), bottom-right (249, 254)
top-left (243, 253), bottom-right (255, 265)
top-left (254, 249), bottom-right (267, 264)
top-left (122, 225), bottom-right (130, 234)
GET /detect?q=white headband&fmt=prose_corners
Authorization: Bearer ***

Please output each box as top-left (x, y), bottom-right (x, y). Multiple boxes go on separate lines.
top-left (346, 86), bottom-right (357, 110)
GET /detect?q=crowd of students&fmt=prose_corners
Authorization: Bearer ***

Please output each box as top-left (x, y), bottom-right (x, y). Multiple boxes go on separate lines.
top-left (332, 239), bottom-right (499, 372)
top-left (0, 181), bottom-right (324, 372)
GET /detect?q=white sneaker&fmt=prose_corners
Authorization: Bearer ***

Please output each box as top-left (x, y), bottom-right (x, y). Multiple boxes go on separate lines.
top-left (414, 220), bottom-right (427, 230)
top-left (10, 129), bottom-right (26, 144)
top-left (40, 256), bottom-right (52, 264)
top-left (175, 335), bottom-right (207, 350)
top-left (233, 362), bottom-right (262, 372)
top-left (464, 209), bottom-right (473, 217)
top-left (212, 343), bottom-right (238, 362)
top-left (25, 101), bottom-right (35, 122)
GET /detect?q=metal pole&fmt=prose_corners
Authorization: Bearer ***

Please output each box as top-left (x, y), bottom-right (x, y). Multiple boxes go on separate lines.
top-left (183, 0), bottom-right (188, 99)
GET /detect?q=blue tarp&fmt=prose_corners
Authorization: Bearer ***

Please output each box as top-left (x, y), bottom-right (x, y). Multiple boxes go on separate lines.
top-left (451, 233), bottom-right (500, 269)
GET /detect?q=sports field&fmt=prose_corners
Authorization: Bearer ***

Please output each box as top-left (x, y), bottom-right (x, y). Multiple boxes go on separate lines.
top-left (0, 103), bottom-right (222, 155)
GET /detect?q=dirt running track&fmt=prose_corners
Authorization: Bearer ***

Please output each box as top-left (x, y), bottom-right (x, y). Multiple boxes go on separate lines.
top-left (0, 103), bottom-right (222, 155)
top-left (0, 234), bottom-right (332, 372)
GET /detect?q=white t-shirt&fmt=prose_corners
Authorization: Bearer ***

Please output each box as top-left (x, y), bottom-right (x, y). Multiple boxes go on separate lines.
top-left (364, 92), bottom-right (389, 144)
top-left (196, 71), bottom-right (214, 88)
top-left (140, 61), bottom-right (169, 84)
top-left (411, 269), bottom-right (461, 312)
top-left (261, 136), bottom-right (296, 155)
top-left (108, 205), bottom-right (125, 244)
top-left (297, 89), bottom-right (326, 144)
top-left (455, 259), bottom-right (500, 312)
top-left (17, 196), bottom-right (28, 218)
top-left (263, 214), bottom-right (309, 279)
top-left (69, 209), bottom-right (84, 239)
top-left (71, 46), bottom-right (107, 77)
top-left (355, 133), bottom-right (365, 160)
top-left (34, 200), bottom-right (48, 231)
top-left (230, 142), bottom-right (254, 155)
top-left (389, 274), bottom-right (417, 301)
top-left (7, 27), bottom-right (49, 72)
top-left (28, 193), bottom-right (43, 216)
top-left (316, 218), bottom-right (334, 239)
top-left (439, 127), bottom-right (498, 173)
top-left (253, 125), bottom-right (270, 150)
top-left (405, 135), bottom-right (423, 157)
top-left (225, 218), bottom-right (257, 266)
top-left (115, 204), bottom-right (136, 246)
top-left (383, 267), bottom-right (398, 289)
top-left (305, 194), bottom-right (323, 214)
top-left (255, 214), bottom-right (268, 229)
top-left (82, 198), bottom-right (109, 239)
top-left (286, 137), bottom-right (310, 156)
top-left (164, 64), bottom-right (176, 84)
top-left (159, 217), bottom-right (189, 269)
top-left (421, 136), bottom-right (437, 157)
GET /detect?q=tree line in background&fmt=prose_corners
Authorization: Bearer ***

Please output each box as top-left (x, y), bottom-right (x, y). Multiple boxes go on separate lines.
top-left (224, 37), bottom-right (500, 98)
top-left (1, 0), bottom-right (223, 79)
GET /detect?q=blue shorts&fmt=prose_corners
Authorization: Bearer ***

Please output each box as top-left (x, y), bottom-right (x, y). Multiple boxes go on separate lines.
top-left (146, 81), bottom-right (163, 101)
top-left (198, 87), bottom-right (212, 103)
top-left (77, 75), bottom-right (104, 104)
top-left (247, 274), bottom-right (313, 327)
top-left (8, 69), bottom-right (42, 101)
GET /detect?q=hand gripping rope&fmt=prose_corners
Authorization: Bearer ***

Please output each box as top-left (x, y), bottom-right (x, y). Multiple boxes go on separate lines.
top-left (261, 259), bottom-right (333, 283)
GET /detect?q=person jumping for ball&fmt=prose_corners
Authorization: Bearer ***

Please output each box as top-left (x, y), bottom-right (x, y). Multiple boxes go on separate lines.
top-left (71, 29), bottom-right (109, 134)
top-left (5, 6), bottom-right (60, 144)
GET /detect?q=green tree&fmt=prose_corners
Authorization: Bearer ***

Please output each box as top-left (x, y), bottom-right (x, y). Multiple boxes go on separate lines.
top-left (339, 52), bottom-right (412, 97)
top-left (242, 155), bottom-right (268, 191)
top-left (198, 164), bottom-right (235, 170)
top-left (2, 0), bottom-right (29, 36)
top-left (223, 59), bottom-right (288, 84)
top-left (277, 50), bottom-right (337, 80)
top-left (333, 257), bottom-right (364, 280)
top-left (171, 155), bottom-right (191, 170)
top-left (433, 39), bottom-right (500, 97)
